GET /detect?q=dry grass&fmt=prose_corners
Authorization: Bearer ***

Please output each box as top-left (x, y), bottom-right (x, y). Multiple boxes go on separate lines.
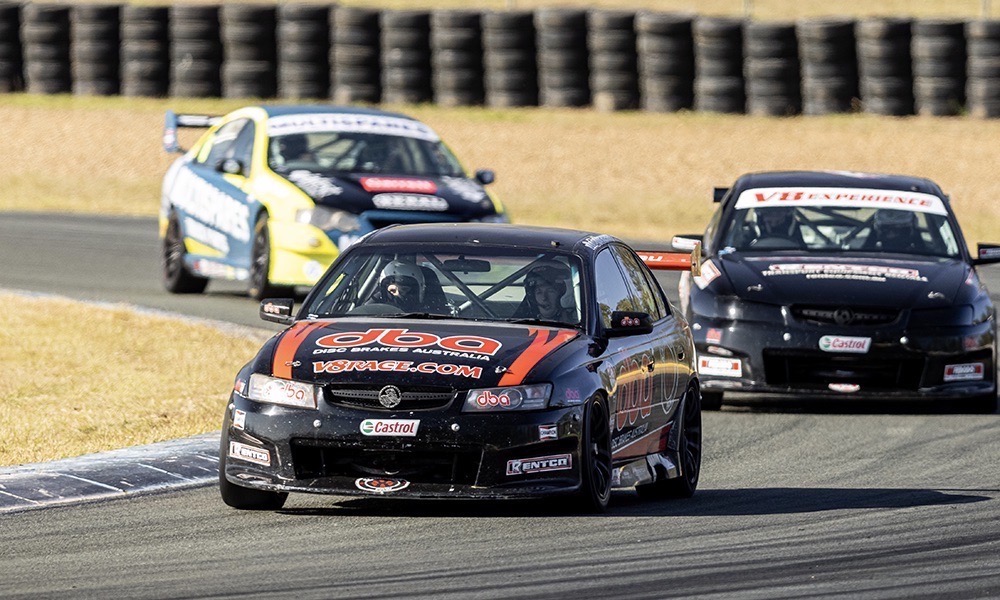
top-left (3, 94), bottom-right (1000, 246)
top-left (0, 292), bottom-right (264, 466)
top-left (97, 0), bottom-right (997, 20)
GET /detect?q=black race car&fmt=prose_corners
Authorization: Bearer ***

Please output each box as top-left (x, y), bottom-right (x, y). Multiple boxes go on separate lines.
top-left (677, 170), bottom-right (1000, 412)
top-left (220, 223), bottom-right (702, 512)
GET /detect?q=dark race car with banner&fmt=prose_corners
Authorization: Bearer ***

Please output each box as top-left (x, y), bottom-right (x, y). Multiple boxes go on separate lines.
top-left (160, 105), bottom-right (506, 299)
top-left (220, 223), bottom-right (702, 512)
top-left (676, 170), bottom-right (1000, 412)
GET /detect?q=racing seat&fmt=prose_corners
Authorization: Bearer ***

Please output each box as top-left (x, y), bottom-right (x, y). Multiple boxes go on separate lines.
top-left (420, 266), bottom-right (451, 314)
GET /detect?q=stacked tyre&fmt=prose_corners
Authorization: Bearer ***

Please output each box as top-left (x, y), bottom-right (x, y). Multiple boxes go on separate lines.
top-left (856, 18), bottom-right (913, 115)
top-left (430, 10), bottom-right (484, 107)
top-left (221, 5), bottom-right (277, 99)
top-left (276, 4), bottom-right (330, 100)
top-left (0, 2), bottom-right (22, 92)
top-left (743, 21), bottom-right (800, 116)
top-left (170, 5), bottom-right (222, 98)
top-left (694, 17), bottom-right (745, 113)
top-left (912, 20), bottom-right (966, 116)
top-left (22, 3), bottom-right (71, 94)
top-left (536, 9), bottom-right (590, 107)
top-left (381, 10), bottom-right (432, 104)
top-left (798, 18), bottom-right (858, 114)
top-left (120, 6), bottom-right (169, 97)
top-left (636, 12), bottom-right (694, 112)
top-left (330, 7), bottom-right (380, 104)
top-left (588, 9), bottom-right (639, 111)
top-left (967, 20), bottom-right (1000, 118)
top-left (482, 10), bottom-right (537, 107)
top-left (71, 5), bottom-right (119, 96)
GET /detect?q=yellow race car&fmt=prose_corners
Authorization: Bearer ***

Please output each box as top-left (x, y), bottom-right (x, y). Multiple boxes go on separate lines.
top-left (160, 105), bottom-right (506, 298)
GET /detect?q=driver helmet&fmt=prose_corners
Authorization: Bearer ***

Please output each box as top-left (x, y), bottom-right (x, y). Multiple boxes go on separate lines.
top-left (524, 262), bottom-right (573, 310)
top-left (379, 260), bottom-right (425, 303)
top-left (874, 209), bottom-right (917, 243)
top-left (756, 206), bottom-right (797, 237)
top-left (277, 134), bottom-right (310, 162)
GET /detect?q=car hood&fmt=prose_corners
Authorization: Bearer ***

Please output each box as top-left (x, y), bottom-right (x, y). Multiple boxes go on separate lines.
top-left (266, 318), bottom-right (580, 388)
top-left (279, 170), bottom-right (499, 219)
top-left (718, 253), bottom-right (968, 307)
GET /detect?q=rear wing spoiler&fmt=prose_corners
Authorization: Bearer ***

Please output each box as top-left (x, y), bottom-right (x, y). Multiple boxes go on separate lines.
top-left (636, 243), bottom-right (702, 277)
top-left (163, 110), bottom-right (222, 153)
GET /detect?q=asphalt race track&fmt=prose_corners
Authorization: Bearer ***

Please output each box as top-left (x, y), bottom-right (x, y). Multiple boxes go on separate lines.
top-left (2, 212), bottom-right (1000, 599)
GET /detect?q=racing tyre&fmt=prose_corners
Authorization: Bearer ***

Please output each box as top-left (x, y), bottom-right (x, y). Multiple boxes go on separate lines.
top-left (637, 384), bottom-right (702, 499)
top-left (575, 394), bottom-right (613, 513)
top-left (967, 392), bottom-right (998, 414)
top-left (219, 433), bottom-right (288, 511)
top-left (249, 213), bottom-right (293, 300)
top-left (701, 390), bottom-right (723, 411)
top-left (163, 215), bottom-right (208, 294)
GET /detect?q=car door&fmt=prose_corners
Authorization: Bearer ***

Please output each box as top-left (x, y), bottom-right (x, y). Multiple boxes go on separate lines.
top-left (593, 246), bottom-right (656, 462)
top-left (168, 118), bottom-right (256, 272)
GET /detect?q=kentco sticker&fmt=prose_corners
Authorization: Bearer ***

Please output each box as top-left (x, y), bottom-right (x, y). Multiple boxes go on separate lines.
top-left (228, 441), bottom-right (270, 466)
top-left (735, 187), bottom-right (947, 215)
top-left (819, 336), bottom-right (871, 353)
top-left (944, 363), bottom-right (984, 382)
top-left (506, 454), bottom-right (572, 476)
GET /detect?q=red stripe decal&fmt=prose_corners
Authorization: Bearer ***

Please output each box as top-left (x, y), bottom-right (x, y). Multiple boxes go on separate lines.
top-left (498, 328), bottom-right (578, 386)
top-left (272, 322), bottom-right (326, 379)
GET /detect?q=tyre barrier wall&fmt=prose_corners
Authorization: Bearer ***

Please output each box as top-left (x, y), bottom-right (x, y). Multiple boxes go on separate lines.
top-left (2, 3), bottom-right (1000, 116)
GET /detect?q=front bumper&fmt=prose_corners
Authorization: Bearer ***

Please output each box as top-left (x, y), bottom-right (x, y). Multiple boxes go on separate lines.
top-left (222, 393), bottom-right (587, 499)
top-left (691, 316), bottom-right (996, 402)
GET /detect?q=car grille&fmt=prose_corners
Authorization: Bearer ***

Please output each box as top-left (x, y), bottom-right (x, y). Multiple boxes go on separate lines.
top-left (291, 439), bottom-right (481, 484)
top-left (763, 351), bottom-right (924, 390)
top-left (791, 305), bottom-right (901, 327)
top-left (324, 384), bottom-right (457, 411)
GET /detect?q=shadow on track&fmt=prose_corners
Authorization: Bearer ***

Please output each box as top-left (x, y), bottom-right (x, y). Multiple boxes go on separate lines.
top-left (276, 486), bottom-right (992, 518)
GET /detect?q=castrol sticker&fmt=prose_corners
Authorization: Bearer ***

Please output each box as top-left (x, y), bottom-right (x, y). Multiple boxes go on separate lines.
top-left (698, 356), bottom-right (742, 377)
top-left (735, 187), bottom-right (947, 216)
top-left (944, 363), bottom-right (984, 382)
top-left (360, 419), bottom-right (420, 437)
top-left (819, 336), bottom-right (871, 353)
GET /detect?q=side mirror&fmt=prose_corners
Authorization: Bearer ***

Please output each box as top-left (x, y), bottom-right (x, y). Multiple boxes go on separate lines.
top-left (260, 298), bottom-right (295, 325)
top-left (219, 158), bottom-right (246, 176)
top-left (475, 169), bottom-right (495, 185)
top-left (606, 311), bottom-right (653, 338)
top-left (713, 187), bottom-right (729, 203)
top-left (974, 243), bottom-right (1000, 266)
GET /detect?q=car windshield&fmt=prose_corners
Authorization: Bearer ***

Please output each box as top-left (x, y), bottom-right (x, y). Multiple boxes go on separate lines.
top-left (302, 247), bottom-right (585, 327)
top-left (720, 205), bottom-right (962, 258)
top-left (267, 131), bottom-right (465, 177)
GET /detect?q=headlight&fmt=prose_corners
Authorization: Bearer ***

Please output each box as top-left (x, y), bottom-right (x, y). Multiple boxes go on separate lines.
top-left (247, 373), bottom-right (320, 409)
top-left (462, 383), bottom-right (552, 412)
top-left (909, 305), bottom-right (975, 327)
top-left (296, 206), bottom-right (361, 232)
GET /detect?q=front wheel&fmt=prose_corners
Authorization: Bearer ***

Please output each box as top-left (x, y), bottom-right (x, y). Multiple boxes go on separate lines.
top-left (701, 390), bottom-right (723, 411)
top-left (574, 394), bottom-right (613, 513)
top-left (219, 430), bottom-right (288, 511)
top-left (162, 214), bottom-right (208, 294)
top-left (637, 384), bottom-right (702, 500)
top-left (248, 213), bottom-right (294, 300)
